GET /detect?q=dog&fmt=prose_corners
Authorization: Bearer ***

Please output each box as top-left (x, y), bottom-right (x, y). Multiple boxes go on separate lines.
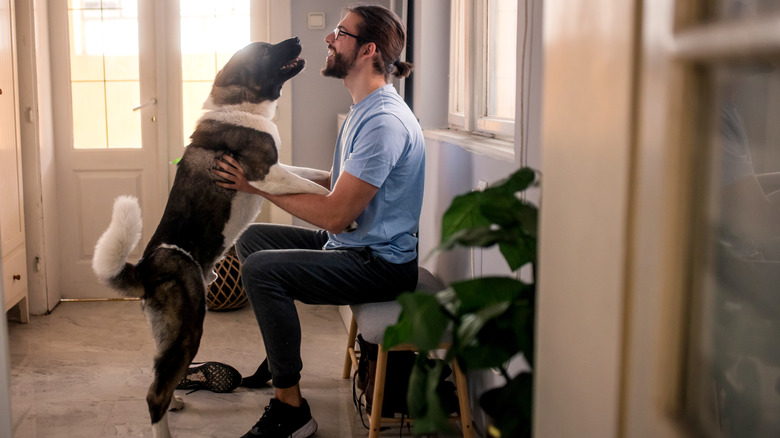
top-left (92, 37), bottom-right (331, 438)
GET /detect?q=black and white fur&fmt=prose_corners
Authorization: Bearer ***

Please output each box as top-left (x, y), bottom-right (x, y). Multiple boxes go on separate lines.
top-left (92, 38), bottom-right (329, 438)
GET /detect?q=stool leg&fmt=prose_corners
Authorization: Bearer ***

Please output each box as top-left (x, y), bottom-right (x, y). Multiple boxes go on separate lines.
top-left (453, 361), bottom-right (474, 438)
top-left (369, 346), bottom-right (389, 438)
top-left (342, 316), bottom-right (358, 379)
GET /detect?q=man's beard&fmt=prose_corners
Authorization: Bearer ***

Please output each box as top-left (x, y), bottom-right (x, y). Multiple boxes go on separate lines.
top-left (321, 47), bottom-right (357, 79)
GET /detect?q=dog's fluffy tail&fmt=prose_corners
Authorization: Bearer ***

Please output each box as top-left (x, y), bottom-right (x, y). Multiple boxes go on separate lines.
top-left (92, 196), bottom-right (145, 297)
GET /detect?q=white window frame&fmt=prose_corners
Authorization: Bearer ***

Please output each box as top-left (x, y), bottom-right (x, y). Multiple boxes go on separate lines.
top-left (448, 0), bottom-right (517, 142)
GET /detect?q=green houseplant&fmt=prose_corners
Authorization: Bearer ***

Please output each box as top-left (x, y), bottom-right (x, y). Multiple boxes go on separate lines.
top-left (383, 167), bottom-right (539, 438)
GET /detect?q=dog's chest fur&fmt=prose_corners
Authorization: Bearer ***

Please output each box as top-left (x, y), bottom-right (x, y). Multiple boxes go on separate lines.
top-left (142, 105), bottom-right (280, 272)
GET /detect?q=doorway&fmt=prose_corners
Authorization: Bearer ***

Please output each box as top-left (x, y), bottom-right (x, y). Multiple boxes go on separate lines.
top-left (46, 0), bottom-right (278, 299)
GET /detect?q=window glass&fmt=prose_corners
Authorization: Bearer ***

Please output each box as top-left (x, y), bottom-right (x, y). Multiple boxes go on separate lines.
top-left (688, 60), bottom-right (780, 437)
top-left (180, 0), bottom-right (250, 143)
top-left (485, 0), bottom-right (517, 120)
top-left (450, 0), bottom-right (466, 116)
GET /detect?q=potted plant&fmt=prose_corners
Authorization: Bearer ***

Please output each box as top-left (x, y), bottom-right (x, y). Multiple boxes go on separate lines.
top-left (383, 167), bottom-right (539, 438)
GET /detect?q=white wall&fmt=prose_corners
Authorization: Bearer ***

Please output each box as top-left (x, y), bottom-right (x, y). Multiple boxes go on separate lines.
top-left (288, 0), bottom-right (391, 228)
top-left (289, 0), bottom-right (358, 172)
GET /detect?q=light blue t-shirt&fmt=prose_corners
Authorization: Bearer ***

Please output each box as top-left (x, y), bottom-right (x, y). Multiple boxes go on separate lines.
top-left (324, 84), bottom-right (425, 264)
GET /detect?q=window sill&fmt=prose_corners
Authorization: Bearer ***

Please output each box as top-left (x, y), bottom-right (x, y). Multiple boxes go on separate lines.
top-left (423, 129), bottom-right (515, 162)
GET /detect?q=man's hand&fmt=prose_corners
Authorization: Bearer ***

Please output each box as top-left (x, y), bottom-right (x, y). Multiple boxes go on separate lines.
top-left (213, 155), bottom-right (262, 195)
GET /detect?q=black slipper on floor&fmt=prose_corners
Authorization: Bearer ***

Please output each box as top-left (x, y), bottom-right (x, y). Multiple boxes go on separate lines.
top-left (176, 361), bottom-right (242, 393)
top-left (240, 358), bottom-right (271, 388)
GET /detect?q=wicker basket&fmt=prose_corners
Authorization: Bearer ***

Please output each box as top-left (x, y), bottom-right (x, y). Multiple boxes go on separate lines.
top-left (206, 247), bottom-right (248, 311)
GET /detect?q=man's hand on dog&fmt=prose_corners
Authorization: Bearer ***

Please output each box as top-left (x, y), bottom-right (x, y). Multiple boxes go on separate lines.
top-left (213, 155), bottom-right (261, 195)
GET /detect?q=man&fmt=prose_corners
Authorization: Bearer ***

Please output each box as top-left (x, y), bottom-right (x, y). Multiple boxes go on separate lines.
top-left (213, 5), bottom-right (424, 437)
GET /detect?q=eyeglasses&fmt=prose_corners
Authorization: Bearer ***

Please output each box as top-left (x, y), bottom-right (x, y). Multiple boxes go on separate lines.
top-left (333, 27), bottom-right (367, 43)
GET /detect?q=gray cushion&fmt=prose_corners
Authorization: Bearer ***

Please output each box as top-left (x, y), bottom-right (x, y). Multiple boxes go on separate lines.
top-left (350, 267), bottom-right (445, 344)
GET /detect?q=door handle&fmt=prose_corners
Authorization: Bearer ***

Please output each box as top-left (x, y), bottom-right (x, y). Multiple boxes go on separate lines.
top-left (132, 98), bottom-right (157, 111)
top-left (13, 274), bottom-right (21, 281)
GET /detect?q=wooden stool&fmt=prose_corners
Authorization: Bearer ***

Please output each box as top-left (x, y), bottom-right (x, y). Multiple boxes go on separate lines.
top-left (342, 267), bottom-right (474, 438)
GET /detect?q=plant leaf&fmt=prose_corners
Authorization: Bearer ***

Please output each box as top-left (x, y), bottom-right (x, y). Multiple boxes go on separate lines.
top-left (495, 167), bottom-right (537, 195)
top-left (441, 191), bottom-right (492, 243)
top-left (446, 278), bottom-right (535, 369)
top-left (383, 292), bottom-right (450, 352)
top-left (498, 237), bottom-right (535, 271)
top-left (459, 342), bottom-right (518, 370)
top-left (479, 372), bottom-right (533, 438)
top-left (450, 277), bottom-right (530, 313)
top-left (439, 226), bottom-right (505, 252)
top-left (456, 301), bottom-right (512, 348)
top-left (407, 358), bottom-right (453, 435)
top-left (437, 167), bottom-right (539, 270)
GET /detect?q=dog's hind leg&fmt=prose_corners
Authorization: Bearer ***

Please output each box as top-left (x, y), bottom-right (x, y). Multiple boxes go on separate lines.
top-left (145, 303), bottom-right (204, 438)
top-left (147, 343), bottom-right (197, 438)
top-left (152, 415), bottom-right (173, 438)
top-left (142, 249), bottom-right (207, 438)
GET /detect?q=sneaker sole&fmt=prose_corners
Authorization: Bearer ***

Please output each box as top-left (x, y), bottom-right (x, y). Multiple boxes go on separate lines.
top-left (176, 361), bottom-right (241, 393)
top-left (291, 417), bottom-right (318, 438)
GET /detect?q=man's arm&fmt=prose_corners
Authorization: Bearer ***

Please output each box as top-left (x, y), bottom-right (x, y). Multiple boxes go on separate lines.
top-left (263, 172), bottom-right (376, 233)
top-left (214, 156), bottom-right (376, 233)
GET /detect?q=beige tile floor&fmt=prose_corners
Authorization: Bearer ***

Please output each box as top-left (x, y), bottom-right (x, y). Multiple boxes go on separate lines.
top-left (7, 300), bottom-right (427, 438)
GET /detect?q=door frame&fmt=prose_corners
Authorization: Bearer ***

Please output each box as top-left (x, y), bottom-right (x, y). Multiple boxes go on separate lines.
top-left (14, 0), bottom-right (61, 314)
top-left (535, 0), bottom-right (697, 436)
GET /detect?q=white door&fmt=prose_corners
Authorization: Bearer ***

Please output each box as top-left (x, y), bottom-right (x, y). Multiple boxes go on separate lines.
top-left (49, 1), bottom-right (281, 299)
top-left (49, 0), bottom-right (162, 299)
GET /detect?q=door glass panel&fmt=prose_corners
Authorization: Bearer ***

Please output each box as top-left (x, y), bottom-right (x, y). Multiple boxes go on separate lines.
top-left (180, 0), bottom-right (250, 143)
top-left (71, 82), bottom-right (108, 149)
top-left (68, 0), bottom-right (141, 149)
top-left (106, 81), bottom-right (142, 148)
top-left (688, 61), bottom-right (780, 437)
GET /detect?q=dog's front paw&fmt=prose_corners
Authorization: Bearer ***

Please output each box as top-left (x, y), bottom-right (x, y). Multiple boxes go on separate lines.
top-left (345, 221), bottom-right (358, 233)
top-left (169, 396), bottom-right (185, 411)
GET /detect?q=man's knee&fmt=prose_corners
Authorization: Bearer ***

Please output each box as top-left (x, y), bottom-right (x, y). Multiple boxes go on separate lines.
top-left (241, 252), bottom-right (293, 290)
top-left (235, 231), bottom-right (253, 262)
top-left (241, 251), bottom-right (272, 282)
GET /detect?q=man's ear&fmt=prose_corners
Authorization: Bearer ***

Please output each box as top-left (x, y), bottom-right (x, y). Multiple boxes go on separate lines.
top-left (362, 42), bottom-right (377, 57)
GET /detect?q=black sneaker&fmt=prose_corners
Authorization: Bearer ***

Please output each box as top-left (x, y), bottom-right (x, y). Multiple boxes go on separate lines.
top-left (176, 361), bottom-right (241, 393)
top-left (241, 358), bottom-right (272, 388)
top-left (241, 398), bottom-right (318, 438)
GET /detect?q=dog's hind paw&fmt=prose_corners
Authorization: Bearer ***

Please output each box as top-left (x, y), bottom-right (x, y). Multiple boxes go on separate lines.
top-left (169, 396), bottom-right (185, 411)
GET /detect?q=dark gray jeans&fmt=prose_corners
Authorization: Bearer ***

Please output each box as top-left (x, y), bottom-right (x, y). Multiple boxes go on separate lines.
top-left (235, 223), bottom-right (418, 389)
